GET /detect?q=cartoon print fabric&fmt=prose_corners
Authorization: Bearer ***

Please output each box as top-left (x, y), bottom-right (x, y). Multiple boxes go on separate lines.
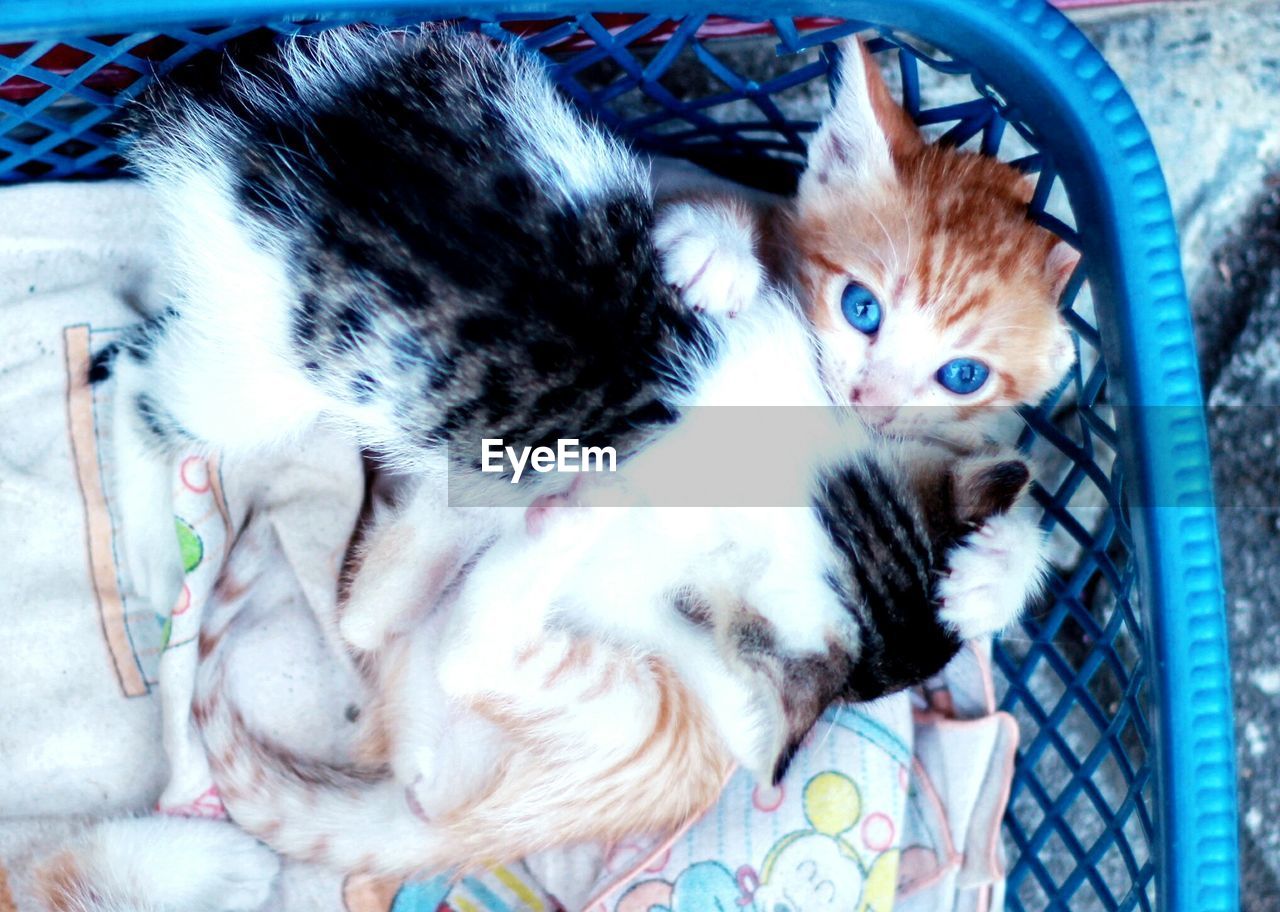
top-left (593, 644), bottom-right (1017, 912)
top-left (604, 701), bottom-right (909, 912)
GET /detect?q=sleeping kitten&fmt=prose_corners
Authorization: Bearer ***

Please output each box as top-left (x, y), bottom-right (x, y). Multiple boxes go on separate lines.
top-left (655, 38), bottom-right (1079, 443)
top-left (33, 432), bottom-right (1039, 907)
top-left (192, 442), bottom-right (1034, 884)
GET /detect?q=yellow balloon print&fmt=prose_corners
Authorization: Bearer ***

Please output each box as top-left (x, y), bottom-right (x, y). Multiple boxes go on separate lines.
top-left (803, 771), bottom-right (861, 837)
top-left (859, 850), bottom-right (899, 912)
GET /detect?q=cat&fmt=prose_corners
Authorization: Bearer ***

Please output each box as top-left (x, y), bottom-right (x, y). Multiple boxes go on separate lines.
top-left (32, 433), bottom-right (1039, 905)
top-left (62, 26), bottom-right (1050, 896)
top-left (654, 38), bottom-right (1080, 445)
top-left (189, 444), bottom-right (1035, 884)
top-left (107, 25), bottom-right (1047, 670)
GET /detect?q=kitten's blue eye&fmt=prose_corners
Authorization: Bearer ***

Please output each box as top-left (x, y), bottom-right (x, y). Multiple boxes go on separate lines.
top-left (936, 358), bottom-right (990, 394)
top-left (840, 282), bottom-right (881, 335)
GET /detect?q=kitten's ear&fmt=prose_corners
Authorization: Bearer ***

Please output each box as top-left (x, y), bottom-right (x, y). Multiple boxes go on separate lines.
top-left (762, 666), bottom-right (844, 789)
top-left (1047, 318), bottom-right (1076, 384)
top-left (954, 458), bottom-right (1031, 527)
top-left (1044, 240), bottom-right (1081, 380)
top-left (1045, 239), bottom-right (1081, 303)
top-left (803, 39), bottom-right (923, 188)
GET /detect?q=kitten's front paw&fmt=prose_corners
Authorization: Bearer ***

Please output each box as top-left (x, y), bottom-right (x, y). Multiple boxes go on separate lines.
top-left (92, 817), bottom-right (279, 911)
top-left (654, 200), bottom-right (763, 317)
top-left (339, 605), bottom-right (388, 653)
top-left (937, 510), bottom-right (1047, 640)
top-left (200, 835), bottom-right (280, 911)
top-left (163, 819), bottom-right (279, 911)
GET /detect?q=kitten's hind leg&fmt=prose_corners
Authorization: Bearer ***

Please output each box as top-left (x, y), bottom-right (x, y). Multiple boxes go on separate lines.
top-left (35, 816), bottom-right (279, 912)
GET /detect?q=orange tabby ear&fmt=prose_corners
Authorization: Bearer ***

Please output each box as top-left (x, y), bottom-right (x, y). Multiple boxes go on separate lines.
top-left (1044, 240), bottom-right (1081, 380)
top-left (1045, 239), bottom-right (1081, 302)
top-left (802, 39), bottom-right (923, 188)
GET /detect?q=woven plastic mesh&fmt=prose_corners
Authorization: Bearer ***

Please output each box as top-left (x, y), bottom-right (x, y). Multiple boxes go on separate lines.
top-left (0, 14), bottom-right (1155, 911)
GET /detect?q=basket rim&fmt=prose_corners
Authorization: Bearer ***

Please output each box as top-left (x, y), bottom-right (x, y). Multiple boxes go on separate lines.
top-left (0, 1), bottom-right (1239, 909)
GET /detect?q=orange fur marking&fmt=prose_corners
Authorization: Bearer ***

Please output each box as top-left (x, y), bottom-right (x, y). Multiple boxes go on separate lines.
top-left (34, 851), bottom-right (88, 912)
top-left (0, 865), bottom-right (17, 912)
top-left (343, 873), bottom-right (402, 912)
top-left (439, 646), bottom-right (732, 873)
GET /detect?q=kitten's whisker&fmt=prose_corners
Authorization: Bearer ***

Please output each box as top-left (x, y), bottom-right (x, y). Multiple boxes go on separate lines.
top-left (813, 709), bottom-right (840, 756)
top-left (839, 235), bottom-right (893, 280)
top-left (864, 206), bottom-right (901, 273)
top-left (990, 632), bottom-right (1038, 646)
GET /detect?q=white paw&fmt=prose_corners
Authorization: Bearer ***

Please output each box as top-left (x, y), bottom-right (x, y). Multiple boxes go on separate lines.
top-left (94, 817), bottom-right (279, 911)
top-left (339, 606), bottom-right (387, 653)
top-left (654, 200), bottom-right (764, 316)
top-left (195, 834), bottom-right (280, 911)
top-left (160, 819), bottom-right (278, 911)
top-left (937, 510), bottom-right (1047, 640)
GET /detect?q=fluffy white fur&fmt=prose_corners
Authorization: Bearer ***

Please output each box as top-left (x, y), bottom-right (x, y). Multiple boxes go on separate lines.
top-left (937, 507), bottom-right (1049, 640)
top-left (652, 194), bottom-right (766, 317)
top-left (31, 817), bottom-right (278, 912)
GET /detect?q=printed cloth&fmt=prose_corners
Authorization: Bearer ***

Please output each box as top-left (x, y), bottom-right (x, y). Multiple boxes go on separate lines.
top-left (0, 180), bottom-right (1018, 912)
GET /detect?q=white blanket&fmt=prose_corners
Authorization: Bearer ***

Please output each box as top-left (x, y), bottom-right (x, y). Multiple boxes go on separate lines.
top-left (0, 180), bottom-right (368, 910)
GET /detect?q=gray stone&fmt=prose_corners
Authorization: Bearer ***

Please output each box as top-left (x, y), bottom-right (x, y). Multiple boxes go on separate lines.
top-left (1079, 2), bottom-right (1280, 907)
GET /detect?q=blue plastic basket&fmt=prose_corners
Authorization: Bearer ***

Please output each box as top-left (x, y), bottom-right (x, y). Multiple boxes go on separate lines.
top-left (0, 2), bottom-right (1237, 910)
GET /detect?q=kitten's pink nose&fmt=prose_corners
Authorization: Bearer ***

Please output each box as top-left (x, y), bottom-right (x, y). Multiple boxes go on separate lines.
top-left (850, 386), bottom-right (899, 428)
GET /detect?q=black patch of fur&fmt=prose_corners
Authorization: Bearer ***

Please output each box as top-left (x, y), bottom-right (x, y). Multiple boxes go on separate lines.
top-left (135, 393), bottom-right (193, 444)
top-left (969, 460), bottom-right (1030, 519)
top-left (128, 30), bottom-right (715, 493)
top-left (814, 456), bottom-right (968, 705)
top-left (671, 589), bottom-right (713, 630)
top-left (88, 344), bottom-right (118, 384)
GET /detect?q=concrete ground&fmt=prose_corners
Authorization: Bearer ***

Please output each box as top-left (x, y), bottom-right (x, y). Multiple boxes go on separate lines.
top-left (1070, 2), bottom-right (1280, 907)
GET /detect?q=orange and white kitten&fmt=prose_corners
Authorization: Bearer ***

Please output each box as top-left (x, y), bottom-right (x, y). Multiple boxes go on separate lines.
top-left (195, 438), bottom-right (1034, 883)
top-left (190, 519), bottom-right (732, 883)
top-left (655, 38), bottom-right (1078, 443)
